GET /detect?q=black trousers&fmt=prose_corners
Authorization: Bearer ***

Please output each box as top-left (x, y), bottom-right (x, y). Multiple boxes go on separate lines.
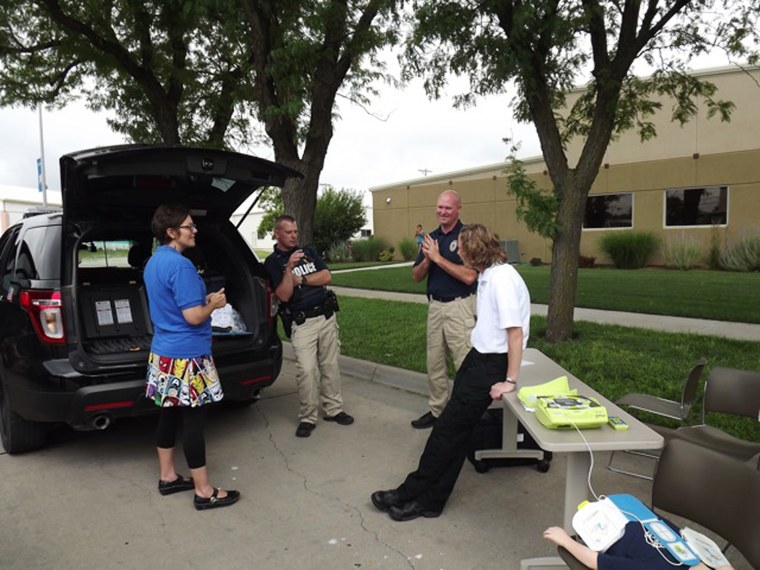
top-left (156, 406), bottom-right (208, 470)
top-left (396, 348), bottom-right (509, 512)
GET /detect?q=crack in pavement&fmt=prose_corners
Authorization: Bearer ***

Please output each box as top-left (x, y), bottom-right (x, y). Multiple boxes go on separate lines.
top-left (257, 403), bottom-right (415, 569)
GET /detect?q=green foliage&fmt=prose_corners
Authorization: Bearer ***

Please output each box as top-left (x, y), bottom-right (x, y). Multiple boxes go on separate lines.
top-left (256, 187), bottom-right (284, 239)
top-left (708, 226), bottom-right (723, 270)
top-left (313, 188), bottom-right (367, 255)
top-left (327, 241), bottom-right (352, 263)
top-left (257, 187), bottom-right (366, 254)
top-left (719, 234), bottom-right (760, 272)
top-left (398, 237), bottom-right (418, 261)
top-left (600, 232), bottom-right (659, 269)
top-left (504, 143), bottom-right (559, 239)
top-left (331, 264), bottom-right (760, 324)
top-left (402, 0), bottom-right (758, 341)
top-left (662, 235), bottom-right (702, 270)
top-left (334, 297), bottom-right (760, 442)
top-left (351, 236), bottom-right (387, 262)
top-left (0, 0), bottom-right (259, 146)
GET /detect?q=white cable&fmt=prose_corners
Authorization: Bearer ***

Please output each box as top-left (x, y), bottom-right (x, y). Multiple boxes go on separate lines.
top-left (563, 409), bottom-right (685, 566)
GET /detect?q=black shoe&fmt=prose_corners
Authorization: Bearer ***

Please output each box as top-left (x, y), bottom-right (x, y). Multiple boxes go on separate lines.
top-left (388, 500), bottom-right (442, 522)
top-left (411, 411), bottom-right (437, 429)
top-left (158, 474), bottom-right (194, 496)
top-left (296, 422), bottom-right (316, 437)
top-left (194, 488), bottom-right (240, 511)
top-left (324, 411), bottom-right (354, 425)
top-left (371, 490), bottom-right (404, 512)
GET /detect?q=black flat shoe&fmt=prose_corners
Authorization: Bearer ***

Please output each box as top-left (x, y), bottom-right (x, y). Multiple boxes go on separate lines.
top-left (371, 490), bottom-right (404, 512)
top-left (389, 500), bottom-right (441, 522)
top-left (324, 412), bottom-right (354, 425)
top-left (411, 411), bottom-right (437, 429)
top-left (194, 488), bottom-right (240, 511)
top-left (296, 422), bottom-right (316, 437)
top-left (158, 474), bottom-right (194, 496)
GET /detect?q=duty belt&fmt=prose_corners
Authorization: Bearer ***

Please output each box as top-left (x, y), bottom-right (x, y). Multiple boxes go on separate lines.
top-left (428, 293), bottom-right (473, 303)
top-left (292, 304), bottom-right (333, 325)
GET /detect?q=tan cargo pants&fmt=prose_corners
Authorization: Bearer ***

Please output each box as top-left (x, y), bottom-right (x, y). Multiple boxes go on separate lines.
top-left (425, 295), bottom-right (477, 417)
top-left (290, 313), bottom-right (344, 424)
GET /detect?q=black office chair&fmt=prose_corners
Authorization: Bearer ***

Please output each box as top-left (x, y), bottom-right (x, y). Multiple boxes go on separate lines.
top-left (560, 438), bottom-right (760, 569)
top-left (671, 366), bottom-right (760, 469)
top-left (608, 357), bottom-right (707, 479)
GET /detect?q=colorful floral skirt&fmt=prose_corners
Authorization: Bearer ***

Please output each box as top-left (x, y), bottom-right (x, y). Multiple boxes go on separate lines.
top-left (146, 352), bottom-right (224, 407)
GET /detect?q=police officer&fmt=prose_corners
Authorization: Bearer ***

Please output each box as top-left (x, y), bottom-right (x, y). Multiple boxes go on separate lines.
top-left (264, 215), bottom-right (354, 438)
top-left (410, 190), bottom-right (478, 429)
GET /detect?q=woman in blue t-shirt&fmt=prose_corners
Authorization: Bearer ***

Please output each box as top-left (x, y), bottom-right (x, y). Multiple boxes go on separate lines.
top-left (143, 204), bottom-right (239, 511)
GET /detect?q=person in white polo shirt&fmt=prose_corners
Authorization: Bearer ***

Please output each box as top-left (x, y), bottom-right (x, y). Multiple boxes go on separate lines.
top-left (371, 223), bottom-right (531, 521)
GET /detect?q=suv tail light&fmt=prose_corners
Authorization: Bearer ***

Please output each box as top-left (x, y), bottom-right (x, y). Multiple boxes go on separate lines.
top-left (19, 289), bottom-right (66, 344)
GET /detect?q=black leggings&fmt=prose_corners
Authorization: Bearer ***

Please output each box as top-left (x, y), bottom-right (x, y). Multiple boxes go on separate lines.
top-left (155, 406), bottom-right (207, 470)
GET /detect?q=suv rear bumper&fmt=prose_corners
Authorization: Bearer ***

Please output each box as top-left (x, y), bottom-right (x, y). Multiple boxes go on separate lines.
top-left (5, 344), bottom-right (282, 430)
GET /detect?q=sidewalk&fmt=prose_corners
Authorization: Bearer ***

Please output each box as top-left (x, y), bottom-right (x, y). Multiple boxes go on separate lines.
top-left (330, 286), bottom-right (760, 342)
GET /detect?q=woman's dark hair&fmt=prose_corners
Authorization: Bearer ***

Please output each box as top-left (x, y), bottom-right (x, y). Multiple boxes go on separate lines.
top-left (151, 204), bottom-right (190, 244)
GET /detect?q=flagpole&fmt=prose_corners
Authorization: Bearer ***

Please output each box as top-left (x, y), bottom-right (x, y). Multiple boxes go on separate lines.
top-left (38, 103), bottom-right (48, 207)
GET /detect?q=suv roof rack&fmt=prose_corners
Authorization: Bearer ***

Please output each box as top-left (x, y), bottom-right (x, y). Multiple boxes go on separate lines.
top-left (23, 206), bottom-right (62, 218)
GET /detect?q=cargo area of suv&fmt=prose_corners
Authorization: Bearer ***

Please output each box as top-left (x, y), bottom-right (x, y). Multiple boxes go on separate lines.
top-left (0, 145), bottom-right (299, 454)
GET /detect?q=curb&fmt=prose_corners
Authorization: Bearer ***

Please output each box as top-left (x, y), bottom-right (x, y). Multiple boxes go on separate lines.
top-left (282, 342), bottom-right (428, 397)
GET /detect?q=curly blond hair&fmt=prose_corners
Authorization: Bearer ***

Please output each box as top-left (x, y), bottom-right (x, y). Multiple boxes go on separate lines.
top-left (458, 223), bottom-right (507, 270)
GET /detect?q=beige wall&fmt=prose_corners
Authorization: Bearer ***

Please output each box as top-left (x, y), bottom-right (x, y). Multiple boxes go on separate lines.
top-left (371, 67), bottom-right (760, 265)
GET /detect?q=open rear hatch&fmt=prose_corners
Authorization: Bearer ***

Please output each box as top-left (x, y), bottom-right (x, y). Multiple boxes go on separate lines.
top-left (59, 145), bottom-right (299, 372)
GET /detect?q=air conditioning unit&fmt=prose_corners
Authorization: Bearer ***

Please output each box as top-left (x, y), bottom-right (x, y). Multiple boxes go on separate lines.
top-left (500, 239), bottom-right (520, 263)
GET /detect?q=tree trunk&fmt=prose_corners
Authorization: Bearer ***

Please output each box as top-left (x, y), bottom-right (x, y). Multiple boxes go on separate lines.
top-left (281, 164), bottom-right (319, 249)
top-left (546, 172), bottom-right (587, 342)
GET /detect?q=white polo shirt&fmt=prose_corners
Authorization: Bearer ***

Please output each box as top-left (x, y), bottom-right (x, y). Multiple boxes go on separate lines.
top-left (470, 263), bottom-right (531, 354)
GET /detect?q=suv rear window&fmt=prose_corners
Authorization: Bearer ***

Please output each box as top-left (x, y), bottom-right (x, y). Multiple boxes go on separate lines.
top-left (79, 240), bottom-right (153, 269)
top-left (16, 225), bottom-right (61, 281)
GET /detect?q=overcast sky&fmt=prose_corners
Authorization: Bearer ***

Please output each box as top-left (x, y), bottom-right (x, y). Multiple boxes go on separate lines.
top-left (0, 75), bottom-right (542, 199)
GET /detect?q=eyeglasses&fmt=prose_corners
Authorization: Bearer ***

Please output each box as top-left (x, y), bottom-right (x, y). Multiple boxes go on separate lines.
top-left (178, 223), bottom-right (198, 232)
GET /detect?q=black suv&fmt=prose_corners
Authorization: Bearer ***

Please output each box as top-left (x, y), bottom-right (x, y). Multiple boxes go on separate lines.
top-left (0, 145), bottom-right (297, 454)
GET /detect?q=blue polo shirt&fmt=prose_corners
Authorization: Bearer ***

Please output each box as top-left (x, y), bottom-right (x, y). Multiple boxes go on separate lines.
top-left (144, 245), bottom-right (211, 358)
top-left (414, 219), bottom-right (477, 298)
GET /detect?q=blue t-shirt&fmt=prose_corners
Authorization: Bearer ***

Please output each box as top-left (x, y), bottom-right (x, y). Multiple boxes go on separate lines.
top-left (144, 245), bottom-right (211, 358)
top-left (413, 219), bottom-right (477, 298)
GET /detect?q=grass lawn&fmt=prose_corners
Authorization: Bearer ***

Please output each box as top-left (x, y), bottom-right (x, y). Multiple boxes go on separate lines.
top-left (331, 265), bottom-right (760, 324)
top-left (330, 296), bottom-right (760, 442)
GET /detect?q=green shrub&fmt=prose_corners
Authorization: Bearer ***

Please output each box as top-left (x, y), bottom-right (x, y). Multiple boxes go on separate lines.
top-left (707, 226), bottom-right (723, 270)
top-left (662, 234), bottom-right (702, 270)
top-left (327, 241), bottom-right (352, 263)
top-left (398, 238), bottom-right (417, 261)
top-left (378, 249), bottom-right (394, 261)
top-left (600, 231), bottom-right (659, 269)
top-left (351, 236), bottom-right (387, 261)
top-left (719, 234), bottom-right (760, 272)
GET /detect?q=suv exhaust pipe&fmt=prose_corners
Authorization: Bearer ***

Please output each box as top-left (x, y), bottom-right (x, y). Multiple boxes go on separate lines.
top-left (91, 414), bottom-right (112, 431)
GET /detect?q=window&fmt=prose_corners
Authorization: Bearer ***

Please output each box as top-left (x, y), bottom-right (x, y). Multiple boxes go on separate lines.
top-left (583, 193), bottom-right (633, 229)
top-left (665, 186), bottom-right (728, 227)
top-left (78, 240), bottom-right (135, 268)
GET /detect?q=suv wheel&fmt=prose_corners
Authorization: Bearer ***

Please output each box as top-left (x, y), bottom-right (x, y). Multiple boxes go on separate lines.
top-left (0, 381), bottom-right (49, 454)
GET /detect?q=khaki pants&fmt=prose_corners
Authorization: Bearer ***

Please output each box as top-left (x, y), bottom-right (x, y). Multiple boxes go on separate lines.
top-left (290, 313), bottom-right (343, 423)
top-left (425, 295), bottom-right (477, 416)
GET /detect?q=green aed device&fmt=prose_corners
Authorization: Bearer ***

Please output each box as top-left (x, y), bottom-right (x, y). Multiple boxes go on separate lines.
top-left (534, 394), bottom-right (608, 429)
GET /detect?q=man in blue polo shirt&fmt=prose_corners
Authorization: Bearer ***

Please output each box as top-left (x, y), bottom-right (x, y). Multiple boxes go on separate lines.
top-left (410, 190), bottom-right (478, 429)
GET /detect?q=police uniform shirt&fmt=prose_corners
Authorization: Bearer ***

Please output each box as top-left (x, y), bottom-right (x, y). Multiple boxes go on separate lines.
top-left (413, 219), bottom-right (477, 299)
top-left (264, 245), bottom-right (329, 311)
